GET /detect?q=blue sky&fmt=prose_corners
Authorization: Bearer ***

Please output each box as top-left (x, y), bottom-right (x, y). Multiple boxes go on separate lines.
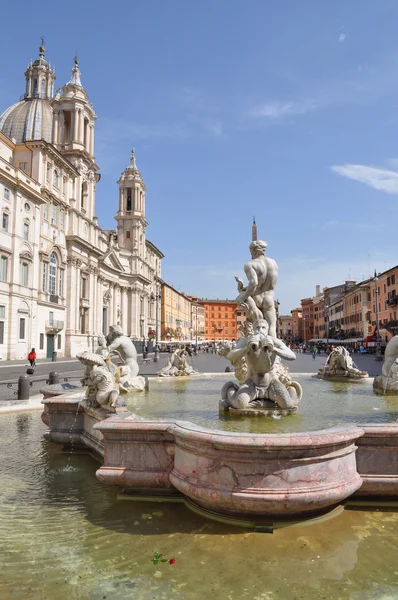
top-left (1, 0), bottom-right (398, 313)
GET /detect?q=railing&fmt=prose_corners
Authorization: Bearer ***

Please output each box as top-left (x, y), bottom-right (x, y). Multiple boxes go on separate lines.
top-left (49, 295), bottom-right (59, 304)
top-left (45, 320), bottom-right (64, 331)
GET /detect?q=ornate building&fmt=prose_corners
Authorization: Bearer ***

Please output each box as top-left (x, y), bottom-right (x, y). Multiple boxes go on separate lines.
top-left (0, 43), bottom-right (163, 359)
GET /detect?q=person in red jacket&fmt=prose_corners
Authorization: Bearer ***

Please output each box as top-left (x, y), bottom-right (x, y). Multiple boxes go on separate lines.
top-left (28, 348), bottom-right (36, 368)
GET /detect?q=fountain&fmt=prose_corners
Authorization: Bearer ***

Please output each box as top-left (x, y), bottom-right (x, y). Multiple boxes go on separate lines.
top-left (41, 231), bottom-right (398, 527)
top-left (317, 346), bottom-right (368, 382)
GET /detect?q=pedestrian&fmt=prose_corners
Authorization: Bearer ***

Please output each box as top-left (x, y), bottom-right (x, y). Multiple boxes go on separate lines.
top-left (312, 346), bottom-right (316, 360)
top-left (28, 348), bottom-right (36, 368)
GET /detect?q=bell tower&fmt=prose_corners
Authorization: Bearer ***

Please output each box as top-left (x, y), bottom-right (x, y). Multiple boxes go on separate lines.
top-left (115, 148), bottom-right (147, 254)
top-left (52, 58), bottom-right (98, 220)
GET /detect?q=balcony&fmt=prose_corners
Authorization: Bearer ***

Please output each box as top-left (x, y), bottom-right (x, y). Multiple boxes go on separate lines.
top-left (49, 294), bottom-right (59, 304)
top-left (45, 320), bottom-right (64, 332)
top-left (387, 297), bottom-right (398, 306)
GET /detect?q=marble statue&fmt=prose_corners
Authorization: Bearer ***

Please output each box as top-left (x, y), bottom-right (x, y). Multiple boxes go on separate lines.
top-left (221, 319), bottom-right (302, 411)
top-left (106, 324), bottom-right (145, 391)
top-left (317, 346), bottom-right (368, 381)
top-left (235, 240), bottom-right (278, 337)
top-left (77, 351), bottom-right (123, 411)
top-left (157, 348), bottom-right (198, 377)
top-left (373, 335), bottom-right (398, 394)
top-left (95, 335), bottom-right (109, 358)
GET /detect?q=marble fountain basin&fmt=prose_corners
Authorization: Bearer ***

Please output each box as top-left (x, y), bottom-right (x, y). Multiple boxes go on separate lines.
top-left (42, 374), bottom-right (398, 525)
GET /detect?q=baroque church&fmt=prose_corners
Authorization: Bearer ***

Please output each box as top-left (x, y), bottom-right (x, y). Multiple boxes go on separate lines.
top-left (0, 43), bottom-right (163, 359)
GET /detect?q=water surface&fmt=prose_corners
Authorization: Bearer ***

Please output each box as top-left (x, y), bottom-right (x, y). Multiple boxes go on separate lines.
top-left (126, 375), bottom-right (398, 434)
top-left (1, 411), bottom-right (398, 599)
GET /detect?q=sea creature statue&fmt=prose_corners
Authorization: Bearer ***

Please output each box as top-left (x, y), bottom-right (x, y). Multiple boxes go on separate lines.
top-left (77, 351), bottom-right (123, 411)
top-left (157, 348), bottom-right (198, 377)
top-left (106, 324), bottom-right (145, 392)
top-left (373, 335), bottom-right (398, 394)
top-left (221, 319), bottom-right (302, 411)
top-left (317, 346), bottom-right (368, 381)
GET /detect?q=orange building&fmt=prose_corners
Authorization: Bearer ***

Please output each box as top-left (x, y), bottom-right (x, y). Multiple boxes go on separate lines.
top-left (301, 297), bottom-right (314, 344)
top-left (201, 299), bottom-right (238, 342)
top-left (369, 265), bottom-right (398, 346)
top-left (291, 308), bottom-right (302, 342)
top-left (342, 280), bottom-right (371, 342)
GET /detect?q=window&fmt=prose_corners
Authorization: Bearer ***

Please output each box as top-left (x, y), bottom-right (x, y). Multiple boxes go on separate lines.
top-left (0, 257), bottom-right (7, 281)
top-left (40, 333), bottom-right (44, 349)
top-left (126, 231), bottom-right (131, 239)
top-left (58, 334), bottom-right (61, 349)
top-left (23, 222), bottom-right (29, 240)
top-left (49, 253), bottom-right (57, 295)
top-left (21, 263), bottom-right (28, 287)
top-left (51, 205), bottom-right (57, 225)
top-left (46, 163), bottom-right (50, 182)
top-left (0, 306), bottom-right (4, 318)
top-left (126, 189), bottom-right (132, 211)
top-left (393, 274), bottom-right (396, 285)
top-left (42, 262), bottom-right (47, 292)
top-left (53, 170), bottom-right (59, 188)
top-left (60, 210), bottom-right (64, 230)
top-left (24, 202), bottom-right (30, 212)
top-left (81, 276), bottom-right (87, 299)
top-left (0, 321), bottom-right (4, 344)
top-left (19, 162), bottom-right (28, 172)
top-left (2, 212), bottom-right (8, 231)
top-left (49, 311), bottom-right (54, 324)
top-left (43, 204), bottom-right (48, 220)
top-left (19, 318), bottom-right (26, 340)
top-left (4, 188), bottom-right (10, 201)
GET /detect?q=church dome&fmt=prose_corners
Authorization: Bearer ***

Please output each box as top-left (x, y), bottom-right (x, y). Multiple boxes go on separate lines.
top-left (0, 98), bottom-right (53, 143)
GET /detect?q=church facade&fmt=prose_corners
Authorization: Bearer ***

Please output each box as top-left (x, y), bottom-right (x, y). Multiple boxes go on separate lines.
top-left (0, 43), bottom-right (163, 360)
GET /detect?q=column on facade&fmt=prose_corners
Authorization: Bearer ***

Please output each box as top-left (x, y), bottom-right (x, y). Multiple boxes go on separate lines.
top-left (131, 288), bottom-right (138, 338)
top-left (59, 112), bottom-right (65, 144)
top-left (89, 125), bottom-right (94, 156)
top-left (75, 261), bottom-right (81, 332)
top-left (88, 268), bottom-right (96, 335)
top-left (120, 287), bottom-right (127, 331)
top-left (113, 285), bottom-right (118, 325)
top-left (97, 277), bottom-right (103, 333)
top-left (52, 111), bottom-right (59, 145)
top-left (79, 110), bottom-right (84, 144)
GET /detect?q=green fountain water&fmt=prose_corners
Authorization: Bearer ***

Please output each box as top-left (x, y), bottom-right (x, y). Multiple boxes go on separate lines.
top-left (125, 375), bottom-right (398, 434)
top-left (1, 410), bottom-right (398, 599)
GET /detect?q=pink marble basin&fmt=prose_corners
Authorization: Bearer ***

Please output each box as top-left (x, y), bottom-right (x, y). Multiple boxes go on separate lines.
top-left (95, 415), bottom-right (364, 519)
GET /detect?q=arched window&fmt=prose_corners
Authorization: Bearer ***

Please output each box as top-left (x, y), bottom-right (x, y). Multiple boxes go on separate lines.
top-left (81, 182), bottom-right (88, 211)
top-left (33, 79), bottom-right (38, 97)
top-left (49, 253), bottom-right (57, 296)
top-left (40, 79), bottom-right (46, 98)
top-left (53, 169), bottom-right (59, 188)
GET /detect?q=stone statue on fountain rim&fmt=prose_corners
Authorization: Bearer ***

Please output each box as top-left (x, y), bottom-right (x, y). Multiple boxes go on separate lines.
top-left (235, 239), bottom-right (278, 337)
top-left (221, 319), bottom-right (302, 411)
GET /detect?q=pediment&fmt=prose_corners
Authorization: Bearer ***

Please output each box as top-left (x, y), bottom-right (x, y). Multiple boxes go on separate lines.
top-left (100, 249), bottom-right (125, 272)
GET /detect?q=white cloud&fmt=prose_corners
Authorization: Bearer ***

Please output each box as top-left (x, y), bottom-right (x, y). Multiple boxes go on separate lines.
top-left (248, 99), bottom-right (318, 119)
top-left (339, 33), bottom-right (346, 43)
top-left (331, 163), bottom-right (398, 195)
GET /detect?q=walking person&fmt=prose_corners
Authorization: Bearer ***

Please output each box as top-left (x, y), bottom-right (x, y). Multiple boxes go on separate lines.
top-left (28, 348), bottom-right (36, 368)
top-left (312, 345), bottom-right (317, 360)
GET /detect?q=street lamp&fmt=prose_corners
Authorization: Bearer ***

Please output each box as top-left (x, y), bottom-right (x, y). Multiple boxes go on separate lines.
top-left (373, 272), bottom-right (382, 360)
top-left (150, 283), bottom-right (161, 362)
